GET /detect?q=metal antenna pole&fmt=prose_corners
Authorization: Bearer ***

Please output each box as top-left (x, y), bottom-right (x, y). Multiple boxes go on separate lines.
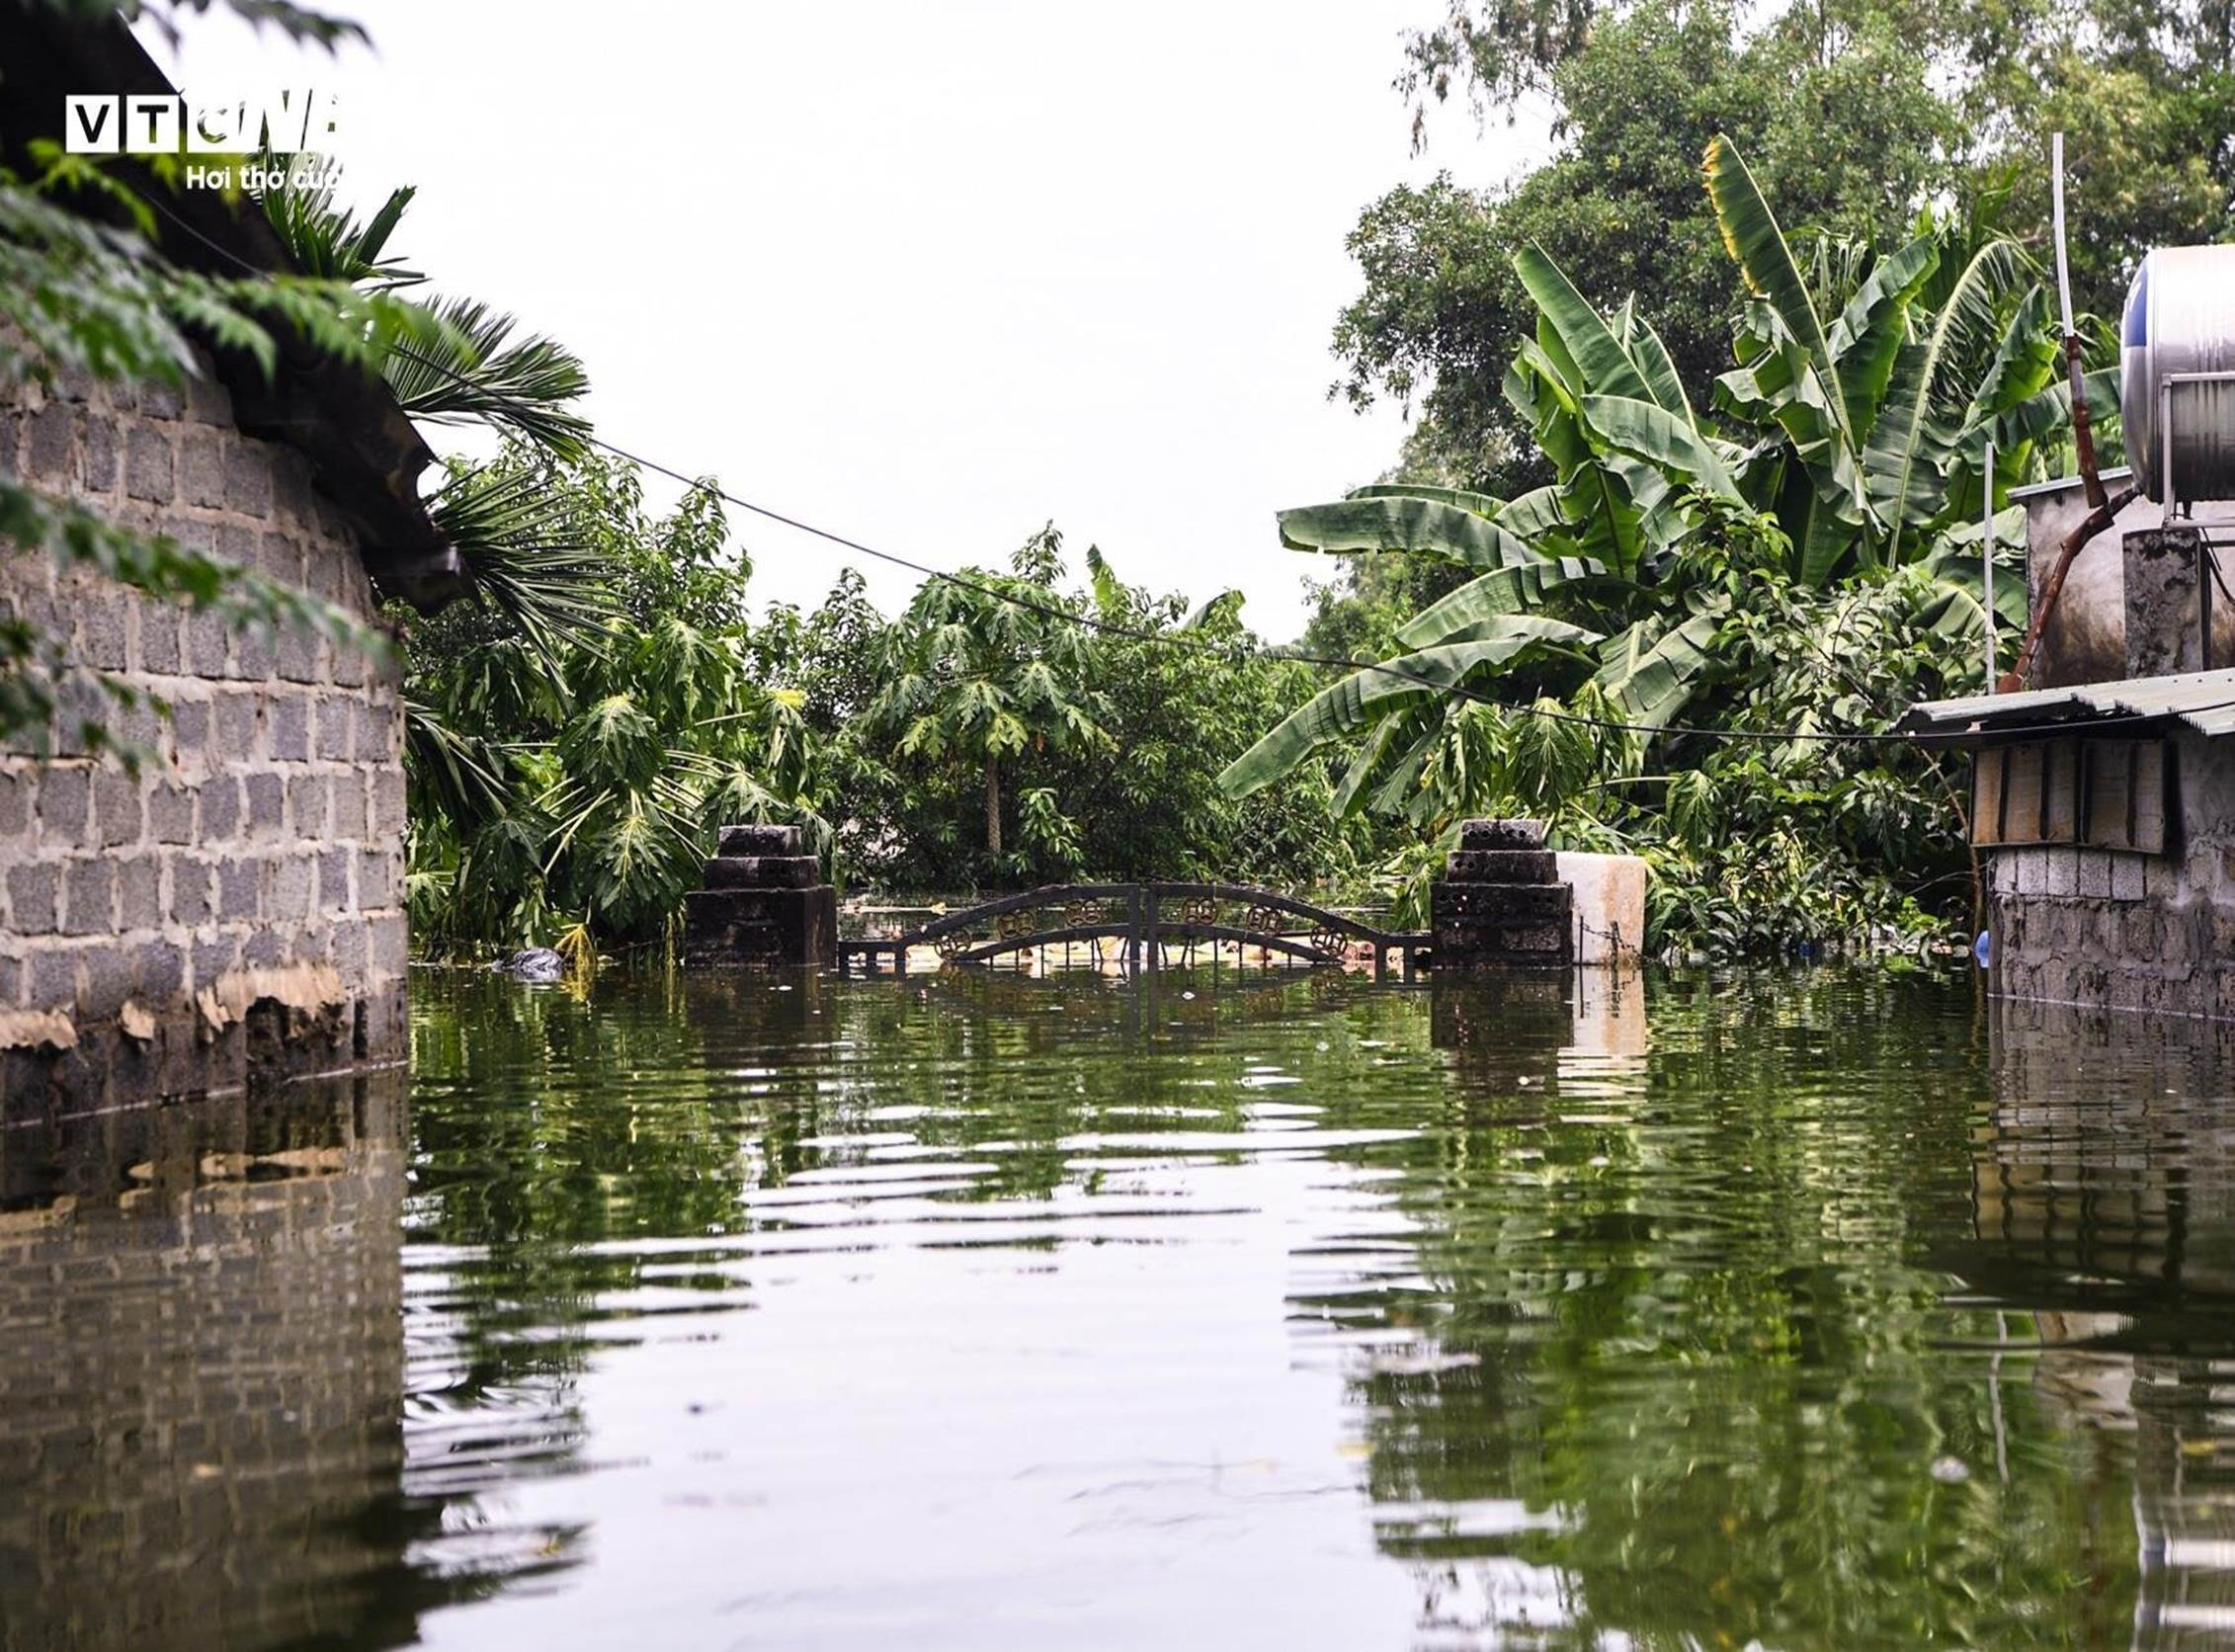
top-left (2050, 130), bottom-right (2107, 515)
top-left (2051, 132), bottom-right (2075, 339)
top-left (1983, 437), bottom-right (1997, 689)
top-left (2008, 130), bottom-right (2133, 689)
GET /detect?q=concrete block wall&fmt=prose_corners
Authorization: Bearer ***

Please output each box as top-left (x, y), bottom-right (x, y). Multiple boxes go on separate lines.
top-left (1988, 728), bottom-right (2235, 1022)
top-left (0, 358), bottom-right (409, 1118)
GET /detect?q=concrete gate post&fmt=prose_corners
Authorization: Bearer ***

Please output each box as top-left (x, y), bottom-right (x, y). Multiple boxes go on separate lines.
top-left (682, 824), bottom-right (838, 968)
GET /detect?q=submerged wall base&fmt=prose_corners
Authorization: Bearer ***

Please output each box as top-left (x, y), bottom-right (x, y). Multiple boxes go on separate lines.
top-left (1987, 729), bottom-right (2235, 1023)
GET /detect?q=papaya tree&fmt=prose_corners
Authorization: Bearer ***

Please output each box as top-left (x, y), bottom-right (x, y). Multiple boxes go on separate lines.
top-left (867, 525), bottom-right (1112, 862)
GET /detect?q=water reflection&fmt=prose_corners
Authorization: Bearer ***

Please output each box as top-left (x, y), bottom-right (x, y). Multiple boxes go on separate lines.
top-left (1950, 1000), bottom-right (2235, 1649)
top-left (0, 1076), bottom-right (417, 1651)
top-left (1325, 973), bottom-right (2173, 1649)
top-left (14, 968), bottom-right (2235, 1648)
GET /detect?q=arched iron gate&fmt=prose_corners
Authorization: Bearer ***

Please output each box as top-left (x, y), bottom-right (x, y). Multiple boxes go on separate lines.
top-left (838, 882), bottom-right (1430, 979)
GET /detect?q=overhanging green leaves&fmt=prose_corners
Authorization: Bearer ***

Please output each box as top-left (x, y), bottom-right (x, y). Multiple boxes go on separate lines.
top-left (1580, 395), bottom-right (1746, 506)
top-left (1276, 494), bottom-right (1548, 570)
top-left (1218, 617), bottom-right (1600, 797)
top-left (1594, 610), bottom-right (1721, 729)
top-left (1516, 242), bottom-right (1657, 405)
top-left (1396, 554), bottom-right (1609, 647)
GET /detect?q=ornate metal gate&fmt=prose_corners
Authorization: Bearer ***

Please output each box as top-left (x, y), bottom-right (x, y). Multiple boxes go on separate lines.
top-left (837, 882), bottom-right (1430, 979)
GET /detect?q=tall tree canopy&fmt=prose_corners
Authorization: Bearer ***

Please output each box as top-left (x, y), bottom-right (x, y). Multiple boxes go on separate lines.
top-left (1358, 0), bottom-right (2234, 493)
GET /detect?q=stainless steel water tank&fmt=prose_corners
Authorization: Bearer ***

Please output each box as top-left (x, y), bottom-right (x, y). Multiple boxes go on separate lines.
top-left (2121, 245), bottom-right (2235, 503)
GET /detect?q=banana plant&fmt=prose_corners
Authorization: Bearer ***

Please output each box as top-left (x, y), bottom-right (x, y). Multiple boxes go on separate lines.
top-left (1223, 133), bottom-right (2085, 825)
top-left (1700, 133), bottom-right (2069, 583)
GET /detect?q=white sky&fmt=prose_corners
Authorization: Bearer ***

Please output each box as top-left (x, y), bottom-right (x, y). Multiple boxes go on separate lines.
top-left (140, 1), bottom-right (1553, 640)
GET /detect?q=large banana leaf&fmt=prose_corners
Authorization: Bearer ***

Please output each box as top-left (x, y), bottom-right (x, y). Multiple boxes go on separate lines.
top-left (1594, 610), bottom-right (1721, 729)
top-left (1509, 351), bottom-right (1646, 572)
top-left (1580, 395), bottom-right (1746, 506)
top-left (1705, 135), bottom-right (1884, 536)
top-left (1776, 460), bottom-right (1862, 587)
top-left (1217, 618), bottom-right (1601, 797)
top-left (1507, 345), bottom-right (1589, 466)
top-left (1331, 712), bottom-right (1419, 817)
top-left (1349, 482), bottom-right (1503, 518)
top-left (1335, 706), bottom-right (1455, 820)
top-left (1825, 234), bottom-right (1938, 437)
top-left (1515, 243), bottom-right (1657, 405)
top-left (1495, 485), bottom-right (1570, 540)
top-left (1705, 134), bottom-right (1844, 424)
top-left (1625, 314), bottom-right (1696, 426)
top-left (1997, 367), bottom-right (2120, 451)
top-left (1395, 554), bottom-right (1609, 648)
top-left (1962, 286), bottom-right (2060, 431)
top-left (1717, 331), bottom-right (1868, 516)
top-left (1921, 508), bottom-right (2030, 640)
top-left (1276, 494), bottom-right (1546, 570)
top-left (1861, 242), bottom-right (2030, 559)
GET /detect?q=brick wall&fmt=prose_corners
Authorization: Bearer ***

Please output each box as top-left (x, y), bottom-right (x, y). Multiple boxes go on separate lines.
top-left (0, 357), bottom-right (409, 1117)
top-left (0, 1072), bottom-right (415, 1649)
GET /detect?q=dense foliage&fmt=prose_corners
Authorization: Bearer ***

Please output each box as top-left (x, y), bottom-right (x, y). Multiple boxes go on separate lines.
top-left (1233, 134), bottom-right (2091, 954)
top-left (404, 484), bottom-right (1364, 957)
top-left (1357, 0), bottom-right (2210, 493)
top-left (402, 453), bottom-right (819, 958)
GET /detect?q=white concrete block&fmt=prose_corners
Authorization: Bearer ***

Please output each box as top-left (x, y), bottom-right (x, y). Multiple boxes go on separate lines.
top-left (2078, 850), bottom-right (2112, 899)
top-left (2112, 854), bottom-right (2145, 902)
top-left (1554, 851), bottom-right (1647, 965)
top-left (1568, 963), bottom-right (1648, 1057)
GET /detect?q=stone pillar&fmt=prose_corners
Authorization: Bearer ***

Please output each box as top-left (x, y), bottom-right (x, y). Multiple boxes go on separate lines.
top-left (1554, 852), bottom-right (1648, 964)
top-left (1431, 818), bottom-right (1573, 967)
top-left (681, 824), bottom-right (836, 968)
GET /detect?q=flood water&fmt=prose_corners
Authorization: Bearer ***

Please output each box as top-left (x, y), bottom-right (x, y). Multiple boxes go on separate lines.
top-left (6, 965), bottom-right (2235, 1648)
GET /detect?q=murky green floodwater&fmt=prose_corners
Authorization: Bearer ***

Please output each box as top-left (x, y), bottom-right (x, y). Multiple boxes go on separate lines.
top-left (6, 966), bottom-right (2235, 1649)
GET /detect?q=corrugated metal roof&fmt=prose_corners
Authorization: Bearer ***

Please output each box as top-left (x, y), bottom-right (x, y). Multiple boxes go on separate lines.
top-left (1899, 667), bottom-right (2235, 741)
top-left (2009, 466), bottom-right (2136, 501)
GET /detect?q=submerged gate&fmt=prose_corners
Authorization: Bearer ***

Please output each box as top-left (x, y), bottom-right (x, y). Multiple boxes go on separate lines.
top-left (837, 882), bottom-right (1431, 980)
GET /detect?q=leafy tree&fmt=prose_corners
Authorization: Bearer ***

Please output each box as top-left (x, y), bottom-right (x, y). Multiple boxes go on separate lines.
top-left (866, 526), bottom-right (1111, 862)
top-left (762, 543), bottom-right (1362, 896)
top-left (403, 450), bottom-right (820, 956)
top-left (1355, 0), bottom-right (2234, 495)
top-left (1063, 550), bottom-right (1360, 882)
top-left (1344, 0), bottom-right (1957, 494)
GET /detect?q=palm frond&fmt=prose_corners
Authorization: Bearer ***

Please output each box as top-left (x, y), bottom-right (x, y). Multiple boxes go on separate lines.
top-left (259, 175), bottom-right (423, 289)
top-left (382, 293), bottom-right (592, 458)
top-left (428, 461), bottom-right (615, 656)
